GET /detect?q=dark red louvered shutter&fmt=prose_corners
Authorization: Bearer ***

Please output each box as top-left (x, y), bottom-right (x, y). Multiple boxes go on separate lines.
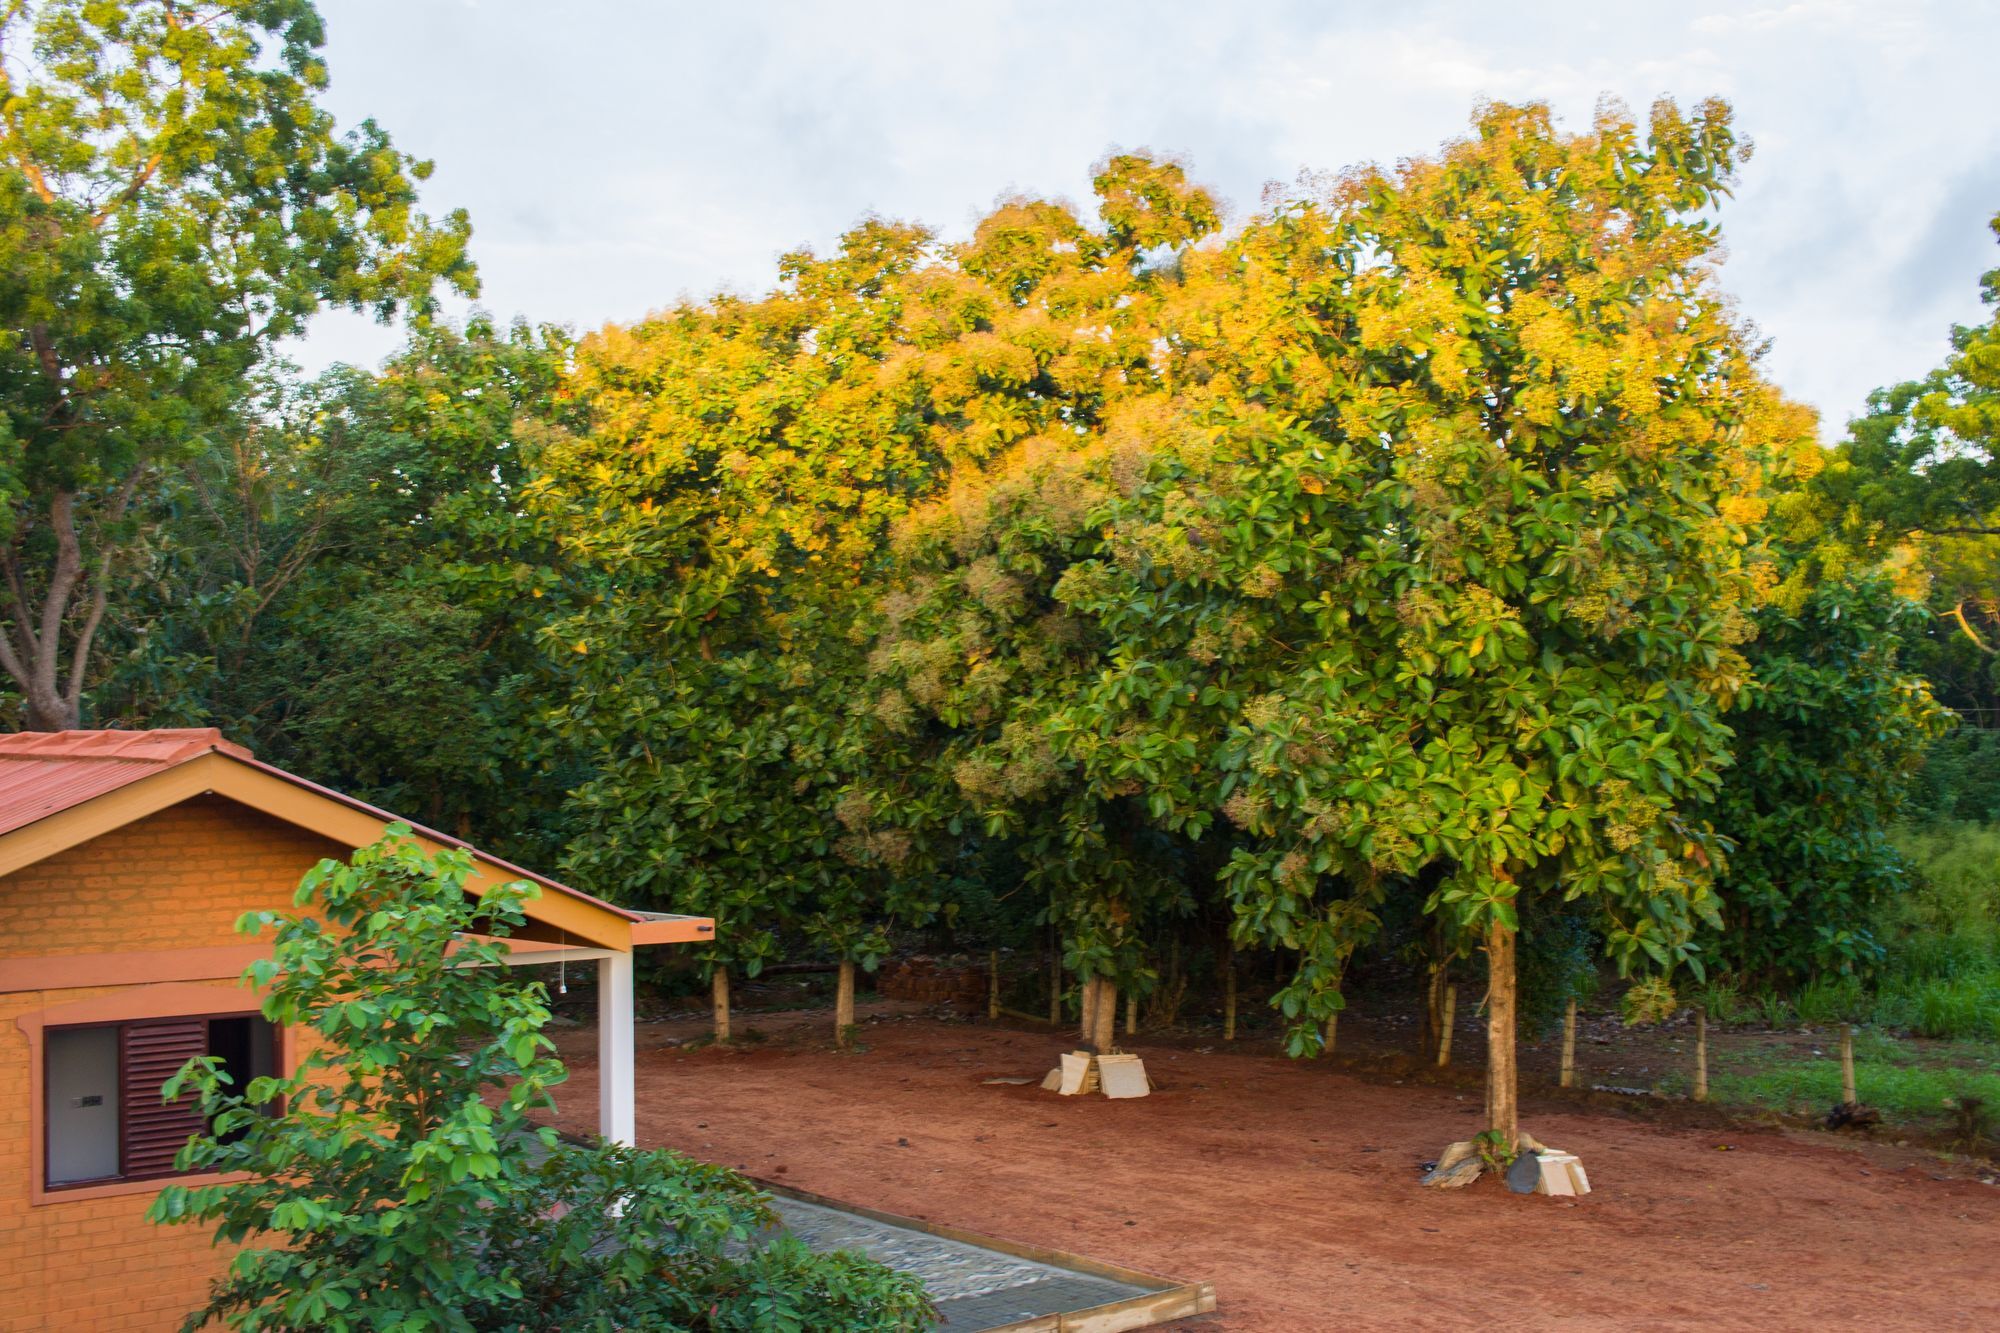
top-left (121, 1019), bottom-right (210, 1179)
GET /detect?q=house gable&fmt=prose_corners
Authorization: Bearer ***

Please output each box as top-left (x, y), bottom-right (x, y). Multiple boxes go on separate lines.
top-left (0, 794), bottom-right (346, 963)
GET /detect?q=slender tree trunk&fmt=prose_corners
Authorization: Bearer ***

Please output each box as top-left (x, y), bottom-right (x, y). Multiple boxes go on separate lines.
top-left (2, 483), bottom-right (139, 732)
top-left (1080, 975), bottom-right (1098, 1045)
top-left (988, 950), bottom-right (1001, 1021)
top-left (1423, 961), bottom-right (1446, 1061)
top-left (1093, 980), bottom-right (1118, 1052)
top-left (1048, 924), bottom-right (1062, 1025)
top-left (1125, 989), bottom-right (1137, 1037)
top-left (1841, 1023), bottom-right (1858, 1105)
top-left (1560, 997), bottom-right (1577, 1089)
top-left (1484, 921), bottom-right (1519, 1152)
top-left (1223, 948), bottom-right (1238, 1042)
top-left (711, 967), bottom-right (731, 1044)
top-left (835, 960), bottom-right (856, 1046)
top-left (1436, 985), bottom-right (1457, 1066)
top-left (1324, 1012), bottom-right (1338, 1058)
top-left (1693, 1005), bottom-right (1709, 1102)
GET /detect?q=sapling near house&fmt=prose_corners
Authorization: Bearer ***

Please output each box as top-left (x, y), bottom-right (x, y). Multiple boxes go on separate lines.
top-left (148, 831), bottom-right (930, 1332)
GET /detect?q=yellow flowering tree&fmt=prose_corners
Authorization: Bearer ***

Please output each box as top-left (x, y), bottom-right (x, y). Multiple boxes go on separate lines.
top-left (534, 157), bottom-right (1221, 1040)
top-left (882, 100), bottom-right (1819, 1152)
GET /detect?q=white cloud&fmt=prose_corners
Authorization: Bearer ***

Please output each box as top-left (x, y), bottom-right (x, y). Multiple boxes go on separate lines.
top-left (303, 0), bottom-right (2000, 434)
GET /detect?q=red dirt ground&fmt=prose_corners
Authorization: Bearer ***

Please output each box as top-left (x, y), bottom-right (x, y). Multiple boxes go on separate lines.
top-left (538, 1005), bottom-right (2000, 1331)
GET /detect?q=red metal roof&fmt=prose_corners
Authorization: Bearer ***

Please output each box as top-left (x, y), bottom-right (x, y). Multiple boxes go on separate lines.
top-left (0, 730), bottom-right (710, 944)
top-left (0, 728), bottom-right (251, 838)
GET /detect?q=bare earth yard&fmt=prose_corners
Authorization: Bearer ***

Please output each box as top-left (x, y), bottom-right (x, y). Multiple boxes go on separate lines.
top-left (537, 1006), bottom-right (2000, 1331)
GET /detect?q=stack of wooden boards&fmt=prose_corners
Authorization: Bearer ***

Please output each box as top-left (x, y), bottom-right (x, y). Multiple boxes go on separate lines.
top-left (1531, 1150), bottom-right (1591, 1196)
top-left (1040, 1050), bottom-right (1152, 1098)
top-left (1421, 1130), bottom-right (1592, 1195)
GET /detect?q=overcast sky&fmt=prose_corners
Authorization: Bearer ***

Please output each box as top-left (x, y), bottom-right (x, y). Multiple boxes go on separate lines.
top-left (303, 0), bottom-right (2000, 438)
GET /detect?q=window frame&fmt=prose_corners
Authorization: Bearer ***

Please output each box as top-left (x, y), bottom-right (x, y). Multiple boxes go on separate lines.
top-left (40, 1009), bottom-right (285, 1194)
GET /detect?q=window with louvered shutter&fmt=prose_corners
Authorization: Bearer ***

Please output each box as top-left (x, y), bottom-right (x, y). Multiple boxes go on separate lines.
top-left (42, 1011), bottom-right (280, 1191)
top-left (119, 1018), bottom-right (212, 1180)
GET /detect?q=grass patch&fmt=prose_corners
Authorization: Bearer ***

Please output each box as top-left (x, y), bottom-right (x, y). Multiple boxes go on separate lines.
top-left (1688, 1031), bottom-right (2000, 1143)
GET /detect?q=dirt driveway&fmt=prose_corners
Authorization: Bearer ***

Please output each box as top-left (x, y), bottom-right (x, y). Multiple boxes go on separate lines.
top-left (538, 1008), bottom-right (2000, 1331)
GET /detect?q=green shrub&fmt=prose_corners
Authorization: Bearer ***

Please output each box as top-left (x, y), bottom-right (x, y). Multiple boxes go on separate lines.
top-left (1694, 976), bottom-right (1748, 1025)
top-left (1906, 729), bottom-right (2000, 825)
top-left (1795, 974), bottom-right (1867, 1026)
top-left (152, 832), bottom-right (933, 1333)
top-left (1753, 989), bottom-right (1796, 1029)
top-left (1883, 822), bottom-right (2000, 965)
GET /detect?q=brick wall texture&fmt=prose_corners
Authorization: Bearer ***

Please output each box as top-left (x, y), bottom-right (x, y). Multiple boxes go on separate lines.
top-left (1, 795), bottom-right (344, 1332)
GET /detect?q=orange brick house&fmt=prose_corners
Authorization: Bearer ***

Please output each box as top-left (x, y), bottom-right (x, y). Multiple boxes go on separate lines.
top-left (0, 729), bottom-right (712, 1332)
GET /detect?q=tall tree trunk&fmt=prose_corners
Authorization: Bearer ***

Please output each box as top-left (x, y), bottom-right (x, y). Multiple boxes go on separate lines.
top-left (1841, 1022), bottom-right (1858, 1105)
top-left (1484, 920), bottom-right (1519, 1152)
top-left (1693, 1005), bottom-right (1709, 1102)
top-left (1, 484), bottom-right (138, 732)
top-left (835, 960), bottom-right (856, 1046)
top-left (1048, 922), bottom-right (1062, 1025)
top-left (1125, 989), bottom-right (1137, 1037)
top-left (1436, 985), bottom-right (1457, 1066)
top-left (1324, 1011), bottom-right (1338, 1058)
top-left (1223, 948), bottom-right (1238, 1042)
top-left (1093, 980), bottom-right (1118, 1052)
top-left (988, 950), bottom-right (1001, 1021)
top-left (711, 967), bottom-right (731, 1044)
top-left (1079, 975), bottom-right (1098, 1045)
top-left (1560, 997), bottom-right (1577, 1089)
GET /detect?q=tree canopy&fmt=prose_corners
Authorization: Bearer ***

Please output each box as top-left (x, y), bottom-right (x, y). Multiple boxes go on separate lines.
top-left (0, 0), bottom-right (473, 728)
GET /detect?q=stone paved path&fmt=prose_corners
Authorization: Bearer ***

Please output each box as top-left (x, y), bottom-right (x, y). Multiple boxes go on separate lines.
top-left (768, 1195), bottom-right (1157, 1329)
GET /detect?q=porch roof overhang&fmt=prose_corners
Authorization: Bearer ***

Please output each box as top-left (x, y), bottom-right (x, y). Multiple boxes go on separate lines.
top-left (0, 732), bottom-right (713, 954)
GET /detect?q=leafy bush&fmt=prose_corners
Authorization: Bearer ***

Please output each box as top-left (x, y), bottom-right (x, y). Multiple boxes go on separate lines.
top-left (1795, 974), bottom-right (1867, 1026)
top-left (1906, 729), bottom-right (2000, 825)
top-left (151, 832), bottom-right (931, 1332)
top-left (1706, 576), bottom-right (1946, 982)
top-left (1753, 989), bottom-right (1796, 1030)
top-left (1518, 910), bottom-right (1601, 1038)
top-left (1693, 976), bottom-right (1748, 1025)
top-left (1867, 822), bottom-right (2000, 1039)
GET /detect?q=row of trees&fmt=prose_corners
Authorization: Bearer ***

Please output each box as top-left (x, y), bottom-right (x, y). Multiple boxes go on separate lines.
top-left (5, 1), bottom-right (1991, 1157)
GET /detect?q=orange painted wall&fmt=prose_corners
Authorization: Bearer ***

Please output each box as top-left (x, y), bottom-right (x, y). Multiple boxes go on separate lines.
top-left (0, 796), bottom-right (345, 1333)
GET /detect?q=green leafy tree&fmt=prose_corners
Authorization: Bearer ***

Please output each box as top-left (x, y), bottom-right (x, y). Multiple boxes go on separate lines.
top-left (90, 317), bottom-right (579, 861)
top-left (877, 101), bottom-right (1818, 1153)
top-left (535, 161), bottom-right (1220, 1038)
top-left (1707, 575), bottom-right (1948, 982)
top-left (1804, 208), bottom-right (2000, 684)
top-left (0, 0), bottom-right (474, 729)
top-left (150, 830), bottom-right (931, 1331)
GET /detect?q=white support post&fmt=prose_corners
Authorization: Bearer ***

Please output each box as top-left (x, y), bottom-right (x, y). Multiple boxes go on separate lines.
top-left (598, 952), bottom-right (637, 1146)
